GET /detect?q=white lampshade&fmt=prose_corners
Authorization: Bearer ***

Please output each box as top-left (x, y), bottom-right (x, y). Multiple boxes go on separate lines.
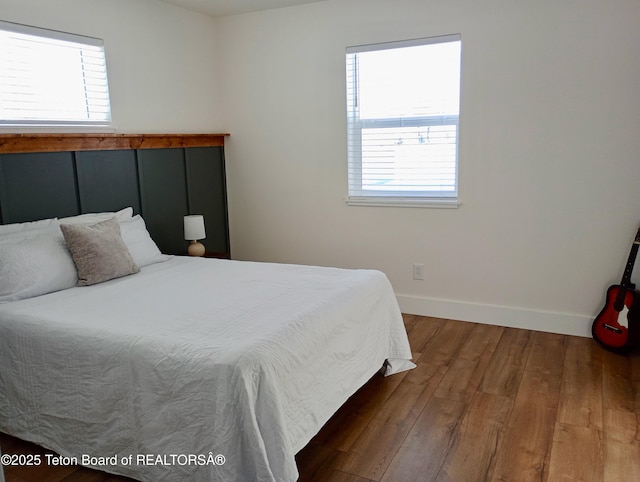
top-left (184, 215), bottom-right (206, 241)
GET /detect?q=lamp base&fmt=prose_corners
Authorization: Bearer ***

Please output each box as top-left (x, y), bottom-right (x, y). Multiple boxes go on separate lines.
top-left (187, 240), bottom-right (205, 257)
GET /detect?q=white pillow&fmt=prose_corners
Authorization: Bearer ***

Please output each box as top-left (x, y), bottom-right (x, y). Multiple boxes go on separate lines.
top-left (0, 217), bottom-right (59, 236)
top-left (119, 215), bottom-right (171, 267)
top-left (59, 207), bottom-right (134, 225)
top-left (0, 233), bottom-right (78, 303)
top-left (0, 218), bottom-right (63, 244)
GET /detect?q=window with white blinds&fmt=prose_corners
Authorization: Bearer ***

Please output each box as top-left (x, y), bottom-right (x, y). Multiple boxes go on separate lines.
top-left (0, 20), bottom-right (111, 127)
top-left (346, 34), bottom-right (461, 207)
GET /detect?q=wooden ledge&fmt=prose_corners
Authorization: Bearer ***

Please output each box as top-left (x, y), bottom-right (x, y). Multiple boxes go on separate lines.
top-left (0, 133), bottom-right (230, 154)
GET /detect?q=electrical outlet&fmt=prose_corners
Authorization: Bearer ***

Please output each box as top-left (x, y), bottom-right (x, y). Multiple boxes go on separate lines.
top-left (413, 263), bottom-right (424, 280)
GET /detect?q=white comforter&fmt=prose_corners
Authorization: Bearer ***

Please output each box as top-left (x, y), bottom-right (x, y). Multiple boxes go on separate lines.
top-left (0, 257), bottom-right (414, 481)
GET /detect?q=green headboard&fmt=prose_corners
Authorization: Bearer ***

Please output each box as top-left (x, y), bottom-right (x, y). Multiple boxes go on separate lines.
top-left (0, 134), bottom-right (229, 257)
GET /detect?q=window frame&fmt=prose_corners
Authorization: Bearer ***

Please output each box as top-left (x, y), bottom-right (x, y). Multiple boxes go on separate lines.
top-left (345, 34), bottom-right (462, 208)
top-left (0, 20), bottom-right (112, 129)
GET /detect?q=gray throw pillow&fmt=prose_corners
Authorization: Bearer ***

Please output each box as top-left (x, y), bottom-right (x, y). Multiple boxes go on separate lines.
top-left (60, 218), bottom-right (140, 286)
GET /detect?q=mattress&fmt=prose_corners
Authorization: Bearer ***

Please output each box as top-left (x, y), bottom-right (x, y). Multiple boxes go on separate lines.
top-left (0, 257), bottom-right (414, 481)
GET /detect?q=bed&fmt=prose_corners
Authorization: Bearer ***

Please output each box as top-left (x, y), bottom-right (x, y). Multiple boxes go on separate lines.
top-left (0, 209), bottom-right (415, 481)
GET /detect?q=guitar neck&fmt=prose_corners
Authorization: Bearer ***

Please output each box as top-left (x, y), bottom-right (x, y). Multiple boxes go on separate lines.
top-left (621, 245), bottom-right (639, 288)
top-left (621, 229), bottom-right (640, 288)
top-left (613, 227), bottom-right (640, 311)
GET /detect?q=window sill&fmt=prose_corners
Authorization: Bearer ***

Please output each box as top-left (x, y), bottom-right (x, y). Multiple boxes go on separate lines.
top-left (346, 197), bottom-right (461, 209)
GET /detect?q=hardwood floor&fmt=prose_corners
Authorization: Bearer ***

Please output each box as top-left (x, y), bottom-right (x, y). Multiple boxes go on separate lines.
top-left (2, 314), bottom-right (639, 481)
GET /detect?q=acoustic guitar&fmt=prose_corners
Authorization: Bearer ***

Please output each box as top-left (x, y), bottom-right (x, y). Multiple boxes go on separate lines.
top-left (592, 226), bottom-right (640, 353)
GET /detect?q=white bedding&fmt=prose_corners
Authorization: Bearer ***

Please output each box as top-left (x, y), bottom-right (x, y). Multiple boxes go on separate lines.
top-left (0, 257), bottom-right (414, 481)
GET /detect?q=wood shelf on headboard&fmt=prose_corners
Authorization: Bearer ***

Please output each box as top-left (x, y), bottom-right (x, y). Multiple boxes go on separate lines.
top-left (0, 133), bottom-right (229, 154)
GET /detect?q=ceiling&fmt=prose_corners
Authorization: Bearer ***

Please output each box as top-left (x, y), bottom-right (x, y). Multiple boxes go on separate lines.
top-left (160, 0), bottom-right (327, 17)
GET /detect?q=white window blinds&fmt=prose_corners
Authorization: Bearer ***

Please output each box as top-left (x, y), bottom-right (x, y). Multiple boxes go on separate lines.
top-left (0, 20), bottom-right (111, 127)
top-left (346, 34), bottom-right (461, 207)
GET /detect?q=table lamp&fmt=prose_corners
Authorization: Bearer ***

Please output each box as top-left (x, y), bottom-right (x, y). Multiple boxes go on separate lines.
top-left (184, 215), bottom-right (206, 257)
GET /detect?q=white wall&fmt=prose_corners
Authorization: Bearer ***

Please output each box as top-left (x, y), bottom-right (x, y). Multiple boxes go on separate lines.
top-left (0, 0), bottom-right (223, 133)
top-left (218, 0), bottom-right (640, 336)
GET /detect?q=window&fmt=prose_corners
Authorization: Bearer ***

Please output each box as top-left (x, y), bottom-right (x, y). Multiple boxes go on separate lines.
top-left (0, 20), bottom-right (111, 127)
top-left (346, 34), bottom-right (461, 207)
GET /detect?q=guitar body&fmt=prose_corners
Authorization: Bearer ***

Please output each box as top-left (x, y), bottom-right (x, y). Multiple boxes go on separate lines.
top-left (593, 225), bottom-right (640, 353)
top-left (592, 285), bottom-right (639, 353)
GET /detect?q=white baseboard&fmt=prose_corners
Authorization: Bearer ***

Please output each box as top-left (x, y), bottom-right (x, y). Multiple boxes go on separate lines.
top-left (396, 294), bottom-right (592, 338)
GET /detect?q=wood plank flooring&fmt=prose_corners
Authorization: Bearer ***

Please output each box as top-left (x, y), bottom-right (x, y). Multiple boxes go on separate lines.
top-left (2, 314), bottom-right (639, 481)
